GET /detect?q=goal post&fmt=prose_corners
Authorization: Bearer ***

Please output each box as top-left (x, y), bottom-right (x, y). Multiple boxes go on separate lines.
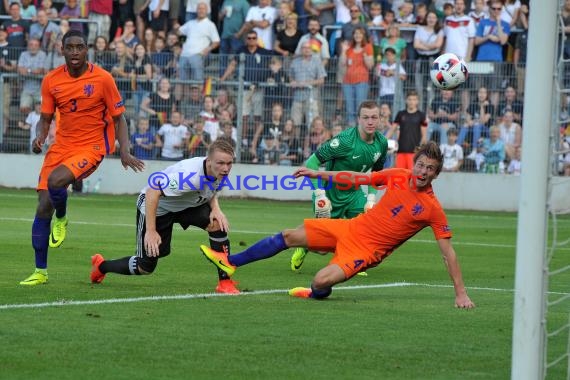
top-left (511, 1), bottom-right (558, 379)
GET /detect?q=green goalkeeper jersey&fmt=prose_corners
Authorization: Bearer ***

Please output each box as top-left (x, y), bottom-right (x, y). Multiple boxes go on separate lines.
top-left (314, 126), bottom-right (388, 206)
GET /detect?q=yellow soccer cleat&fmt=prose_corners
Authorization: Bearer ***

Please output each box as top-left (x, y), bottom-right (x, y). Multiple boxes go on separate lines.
top-left (357, 271), bottom-right (368, 277)
top-left (49, 216), bottom-right (68, 248)
top-left (200, 245), bottom-right (236, 276)
top-left (19, 269), bottom-right (48, 286)
top-left (288, 287), bottom-right (312, 298)
top-left (290, 248), bottom-right (308, 272)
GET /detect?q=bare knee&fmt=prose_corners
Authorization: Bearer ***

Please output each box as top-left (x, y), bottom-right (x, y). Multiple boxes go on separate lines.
top-left (282, 226), bottom-right (306, 247)
top-left (36, 191), bottom-right (54, 218)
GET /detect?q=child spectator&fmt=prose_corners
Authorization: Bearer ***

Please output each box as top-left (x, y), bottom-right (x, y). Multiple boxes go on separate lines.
top-left (218, 121), bottom-right (237, 149)
top-left (131, 118), bottom-right (155, 160)
top-left (155, 111), bottom-right (189, 160)
top-left (440, 128), bottom-right (464, 172)
top-left (478, 125), bottom-right (505, 173)
top-left (40, 0), bottom-right (58, 19)
top-left (18, 101), bottom-right (41, 153)
top-left (200, 96), bottom-right (221, 141)
top-left (376, 46), bottom-right (407, 106)
top-left (187, 118), bottom-right (211, 157)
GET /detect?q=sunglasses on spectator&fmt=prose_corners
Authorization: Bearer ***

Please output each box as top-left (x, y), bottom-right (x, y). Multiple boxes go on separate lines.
top-left (491, 7), bottom-right (502, 10)
top-left (247, 36), bottom-right (257, 40)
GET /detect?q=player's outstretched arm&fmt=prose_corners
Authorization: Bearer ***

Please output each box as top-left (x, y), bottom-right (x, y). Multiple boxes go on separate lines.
top-left (114, 114), bottom-right (145, 172)
top-left (437, 238), bottom-right (475, 309)
top-left (294, 167), bottom-right (373, 185)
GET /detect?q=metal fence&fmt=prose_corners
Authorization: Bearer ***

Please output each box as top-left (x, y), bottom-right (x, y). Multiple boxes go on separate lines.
top-left (0, 51), bottom-right (546, 174)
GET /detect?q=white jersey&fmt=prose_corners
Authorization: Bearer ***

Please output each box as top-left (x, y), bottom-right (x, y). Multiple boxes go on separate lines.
top-left (139, 157), bottom-right (221, 216)
top-left (443, 14), bottom-right (476, 60)
top-left (245, 5), bottom-right (276, 50)
top-left (440, 143), bottom-right (464, 170)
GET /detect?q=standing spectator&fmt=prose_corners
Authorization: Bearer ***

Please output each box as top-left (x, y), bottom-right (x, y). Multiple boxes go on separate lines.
top-left (443, 0), bottom-right (475, 61)
top-left (498, 110), bottom-right (522, 162)
top-left (109, 19), bottom-right (139, 56)
top-left (414, 3), bottom-right (428, 25)
top-left (289, 40), bottom-right (327, 146)
top-left (3, 2), bottom-right (30, 50)
top-left (131, 43), bottom-right (153, 116)
top-left (474, 0), bottom-right (509, 62)
top-left (176, 2), bottom-right (220, 99)
top-left (88, 0), bottom-right (113, 45)
top-left (295, 17), bottom-right (330, 67)
top-left (187, 117), bottom-right (211, 157)
top-left (427, 89), bottom-right (460, 146)
top-left (440, 128), bottom-right (464, 172)
top-left (185, 0), bottom-right (209, 22)
top-left (18, 101), bottom-right (41, 152)
top-left (501, 0), bottom-right (521, 28)
top-left (376, 46), bottom-right (407, 107)
top-left (497, 85), bottom-right (523, 124)
top-left (18, 38), bottom-right (47, 114)
top-left (280, 118), bottom-right (302, 165)
top-left (146, 0), bottom-right (169, 36)
top-left (413, 11), bottom-right (444, 62)
top-left (40, 0), bottom-right (59, 19)
top-left (340, 4), bottom-right (368, 56)
top-left (218, 0), bottom-right (250, 75)
top-left (339, 26), bottom-right (374, 126)
top-left (304, 0), bottom-right (335, 28)
top-left (131, 118), bottom-right (156, 159)
top-left (274, 12), bottom-right (303, 57)
top-left (59, 0), bottom-right (84, 34)
top-left (458, 86), bottom-right (494, 153)
top-left (29, 10), bottom-right (59, 52)
top-left (20, 0), bottom-right (37, 20)
top-left (140, 77), bottom-right (177, 132)
top-left (273, 1), bottom-right (293, 36)
top-left (379, 24), bottom-right (407, 62)
top-left (243, 0), bottom-right (277, 50)
top-left (155, 111), bottom-right (189, 160)
top-left (142, 27), bottom-right (156, 56)
top-left (218, 120), bottom-right (237, 149)
top-left (367, 2), bottom-right (383, 59)
top-left (468, 0), bottom-right (488, 28)
top-left (386, 90), bottom-right (427, 170)
top-left (134, 0), bottom-right (149, 42)
top-left (513, 2), bottom-right (529, 97)
top-left (220, 30), bottom-right (274, 147)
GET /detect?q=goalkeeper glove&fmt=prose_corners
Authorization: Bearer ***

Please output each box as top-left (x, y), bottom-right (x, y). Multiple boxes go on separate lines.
top-left (313, 189), bottom-right (332, 218)
top-left (364, 194), bottom-right (376, 212)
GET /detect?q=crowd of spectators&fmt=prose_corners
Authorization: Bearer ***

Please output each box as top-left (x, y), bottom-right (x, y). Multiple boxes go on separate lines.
top-left (1, 0), bottom-right (568, 175)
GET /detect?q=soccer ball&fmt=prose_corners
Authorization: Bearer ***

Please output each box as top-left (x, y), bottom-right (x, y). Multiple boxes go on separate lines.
top-left (430, 53), bottom-right (468, 90)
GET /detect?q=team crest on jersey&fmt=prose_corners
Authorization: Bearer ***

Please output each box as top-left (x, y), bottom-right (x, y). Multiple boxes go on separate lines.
top-left (330, 138), bottom-right (339, 148)
top-left (373, 152), bottom-right (381, 162)
top-left (83, 84), bottom-right (94, 97)
top-left (411, 203), bottom-right (424, 216)
top-left (169, 178), bottom-right (178, 190)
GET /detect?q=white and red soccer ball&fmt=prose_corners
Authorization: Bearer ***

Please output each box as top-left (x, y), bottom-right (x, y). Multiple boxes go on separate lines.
top-left (430, 53), bottom-right (469, 90)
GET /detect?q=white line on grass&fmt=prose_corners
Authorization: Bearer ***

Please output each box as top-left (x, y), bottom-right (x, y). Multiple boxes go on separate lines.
top-left (1, 282), bottom-right (568, 311)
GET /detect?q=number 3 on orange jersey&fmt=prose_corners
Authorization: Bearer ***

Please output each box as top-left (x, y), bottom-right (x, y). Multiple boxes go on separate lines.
top-left (70, 98), bottom-right (77, 112)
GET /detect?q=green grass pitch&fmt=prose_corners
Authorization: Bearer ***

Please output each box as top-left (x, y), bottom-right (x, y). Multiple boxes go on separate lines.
top-left (0, 188), bottom-right (568, 379)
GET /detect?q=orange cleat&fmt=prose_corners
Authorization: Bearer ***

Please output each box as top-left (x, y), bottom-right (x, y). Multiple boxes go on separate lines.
top-left (90, 254), bottom-right (106, 284)
top-left (216, 279), bottom-right (240, 294)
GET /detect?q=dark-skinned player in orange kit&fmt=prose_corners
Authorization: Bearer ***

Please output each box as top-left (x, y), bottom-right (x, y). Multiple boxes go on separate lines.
top-left (20, 30), bottom-right (145, 286)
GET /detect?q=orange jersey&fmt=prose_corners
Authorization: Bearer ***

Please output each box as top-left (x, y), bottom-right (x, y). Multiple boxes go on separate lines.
top-left (41, 63), bottom-right (125, 154)
top-left (347, 168), bottom-right (452, 261)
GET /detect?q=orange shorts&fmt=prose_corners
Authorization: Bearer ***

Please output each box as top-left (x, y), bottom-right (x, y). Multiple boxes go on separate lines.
top-left (37, 144), bottom-right (104, 191)
top-left (304, 218), bottom-right (379, 279)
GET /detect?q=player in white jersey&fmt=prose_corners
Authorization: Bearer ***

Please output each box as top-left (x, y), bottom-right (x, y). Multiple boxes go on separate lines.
top-left (90, 139), bottom-right (240, 294)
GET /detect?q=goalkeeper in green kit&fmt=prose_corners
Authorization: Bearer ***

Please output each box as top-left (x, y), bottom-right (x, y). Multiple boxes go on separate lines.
top-left (291, 100), bottom-right (389, 272)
